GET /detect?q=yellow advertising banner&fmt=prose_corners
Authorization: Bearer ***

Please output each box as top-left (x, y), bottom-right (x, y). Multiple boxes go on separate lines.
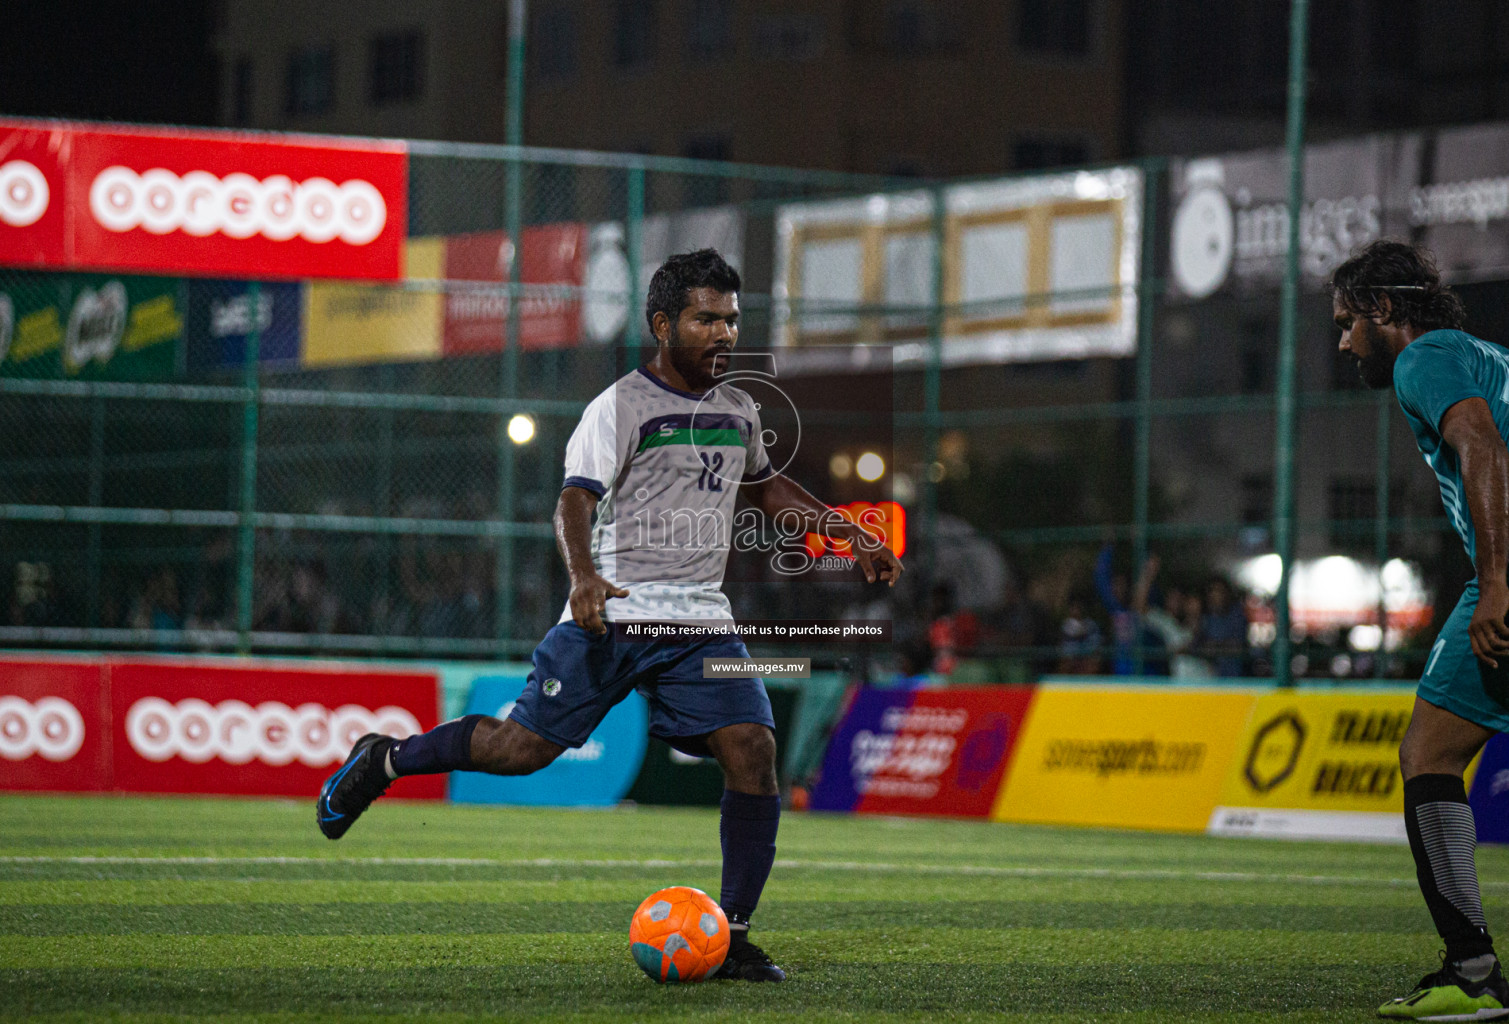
top-left (1208, 688), bottom-right (1473, 841)
top-left (990, 685), bottom-right (1259, 832)
top-left (302, 237), bottom-right (443, 368)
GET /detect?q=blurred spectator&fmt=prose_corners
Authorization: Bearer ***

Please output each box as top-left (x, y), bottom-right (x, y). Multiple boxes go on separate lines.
top-left (130, 567), bottom-right (182, 633)
top-left (1093, 544), bottom-right (1137, 674)
top-left (1135, 556), bottom-right (1212, 679)
top-left (1056, 593), bottom-right (1103, 675)
top-left (997, 577), bottom-right (1056, 679)
top-left (288, 562), bottom-right (340, 633)
top-left (184, 535), bottom-right (235, 632)
top-left (926, 581), bottom-right (978, 676)
top-left (888, 642), bottom-right (934, 689)
top-left (10, 562), bottom-right (61, 627)
top-left (1199, 577), bottom-right (1249, 677)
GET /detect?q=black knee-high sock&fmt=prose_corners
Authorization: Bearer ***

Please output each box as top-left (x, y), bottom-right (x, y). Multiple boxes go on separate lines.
top-left (1404, 773), bottom-right (1496, 963)
top-left (389, 715), bottom-right (485, 776)
top-left (719, 790), bottom-right (780, 926)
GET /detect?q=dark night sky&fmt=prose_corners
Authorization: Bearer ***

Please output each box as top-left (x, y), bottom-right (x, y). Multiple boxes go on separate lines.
top-left (0, 1), bottom-right (218, 126)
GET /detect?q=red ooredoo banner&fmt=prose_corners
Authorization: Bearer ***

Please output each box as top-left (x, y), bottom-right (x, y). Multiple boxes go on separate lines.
top-left (0, 123), bottom-right (67, 267)
top-left (0, 657), bottom-right (110, 792)
top-left (0, 119), bottom-right (406, 280)
top-left (110, 661), bottom-right (443, 798)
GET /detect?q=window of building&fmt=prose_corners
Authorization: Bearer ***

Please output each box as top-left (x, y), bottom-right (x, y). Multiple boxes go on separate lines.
top-left (1240, 319), bottom-right (1273, 394)
top-left (615, 0), bottom-right (658, 68)
top-left (1017, 0), bottom-right (1091, 57)
top-left (529, 5), bottom-right (578, 81)
top-left (284, 45), bottom-right (336, 116)
top-left (369, 30), bottom-right (425, 105)
top-left (683, 135), bottom-right (731, 206)
top-left (753, 13), bottom-right (826, 62)
top-left (532, 163), bottom-right (578, 222)
top-left (232, 57), bottom-right (254, 125)
top-left (1329, 476), bottom-right (1377, 548)
top-left (885, 157), bottom-right (926, 178)
top-left (1240, 344), bottom-right (1268, 394)
top-left (1012, 136), bottom-right (1089, 171)
top-left (687, 0), bottom-right (734, 58)
top-left (884, 1), bottom-right (962, 57)
top-left (1240, 473), bottom-right (1272, 525)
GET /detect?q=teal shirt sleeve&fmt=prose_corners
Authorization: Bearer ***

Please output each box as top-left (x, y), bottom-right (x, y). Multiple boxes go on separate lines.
top-left (1393, 331), bottom-right (1486, 436)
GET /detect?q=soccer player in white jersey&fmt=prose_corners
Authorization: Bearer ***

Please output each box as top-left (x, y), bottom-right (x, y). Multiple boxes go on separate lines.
top-left (316, 248), bottom-right (903, 981)
top-left (1332, 240), bottom-right (1509, 1019)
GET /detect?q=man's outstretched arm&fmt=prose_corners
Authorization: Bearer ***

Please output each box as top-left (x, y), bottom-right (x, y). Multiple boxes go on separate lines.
top-left (741, 474), bottom-right (902, 586)
top-left (1441, 396), bottom-right (1509, 666)
top-left (554, 486), bottom-right (628, 633)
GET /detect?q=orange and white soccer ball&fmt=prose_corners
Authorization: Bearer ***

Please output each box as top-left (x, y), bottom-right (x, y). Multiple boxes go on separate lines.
top-left (628, 886), bottom-right (729, 984)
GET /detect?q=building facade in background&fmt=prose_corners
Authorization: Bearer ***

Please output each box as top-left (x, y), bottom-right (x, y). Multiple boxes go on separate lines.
top-left (213, 0), bottom-right (1126, 177)
top-left (1128, 0), bottom-right (1509, 156)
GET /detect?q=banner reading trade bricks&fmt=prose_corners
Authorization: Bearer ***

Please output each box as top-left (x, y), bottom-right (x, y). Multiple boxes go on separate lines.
top-left (1207, 688), bottom-right (1471, 842)
top-left (991, 684), bottom-right (1256, 832)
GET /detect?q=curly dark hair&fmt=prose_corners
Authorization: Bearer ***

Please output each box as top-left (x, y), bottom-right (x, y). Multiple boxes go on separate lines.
top-left (1328, 239), bottom-right (1467, 332)
top-left (644, 248), bottom-right (741, 339)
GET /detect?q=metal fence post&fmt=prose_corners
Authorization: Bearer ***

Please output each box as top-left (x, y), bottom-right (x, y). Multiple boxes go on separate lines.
top-left (85, 396), bottom-right (104, 628)
top-left (1375, 391), bottom-right (1391, 677)
top-left (374, 364), bottom-right (396, 634)
top-left (495, 0), bottom-right (527, 656)
top-left (624, 164), bottom-right (645, 376)
top-left (921, 185), bottom-right (946, 582)
top-left (496, 175), bottom-right (523, 655)
top-left (506, 1), bottom-right (526, 152)
top-left (1272, 0), bottom-right (1311, 687)
top-left (1132, 159), bottom-right (1162, 675)
top-left (235, 282), bottom-right (263, 653)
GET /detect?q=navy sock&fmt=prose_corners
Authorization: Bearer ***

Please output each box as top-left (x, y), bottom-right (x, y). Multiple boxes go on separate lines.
top-left (390, 715), bottom-right (484, 776)
top-left (719, 790), bottom-right (780, 925)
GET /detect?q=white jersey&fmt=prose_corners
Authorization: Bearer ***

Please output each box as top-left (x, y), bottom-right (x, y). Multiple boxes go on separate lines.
top-left (560, 367), bottom-right (773, 623)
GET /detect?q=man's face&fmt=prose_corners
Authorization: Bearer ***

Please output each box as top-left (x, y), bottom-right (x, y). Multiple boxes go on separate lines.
top-left (663, 286), bottom-right (739, 392)
top-left (1334, 293), bottom-right (1398, 389)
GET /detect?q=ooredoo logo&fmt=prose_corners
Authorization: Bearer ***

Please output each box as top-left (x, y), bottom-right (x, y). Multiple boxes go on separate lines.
top-left (0, 160), bottom-right (50, 228)
top-left (125, 697), bottom-right (421, 766)
top-left (88, 167), bottom-right (387, 245)
top-left (0, 696), bottom-right (85, 762)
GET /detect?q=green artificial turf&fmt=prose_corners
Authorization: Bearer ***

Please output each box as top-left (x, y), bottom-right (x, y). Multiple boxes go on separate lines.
top-left (2, 794), bottom-right (1507, 1022)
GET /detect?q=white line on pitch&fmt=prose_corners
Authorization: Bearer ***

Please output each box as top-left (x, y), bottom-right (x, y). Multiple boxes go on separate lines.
top-left (1, 854), bottom-right (1502, 890)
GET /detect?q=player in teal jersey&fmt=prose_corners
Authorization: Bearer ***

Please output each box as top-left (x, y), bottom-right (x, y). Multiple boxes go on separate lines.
top-left (1332, 240), bottom-right (1509, 1020)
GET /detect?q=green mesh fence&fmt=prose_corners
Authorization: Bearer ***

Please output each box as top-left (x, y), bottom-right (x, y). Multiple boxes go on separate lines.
top-left (0, 145), bottom-right (1468, 682)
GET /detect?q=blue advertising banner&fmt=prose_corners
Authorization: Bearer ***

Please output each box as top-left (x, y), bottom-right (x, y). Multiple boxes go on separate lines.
top-left (1469, 733), bottom-right (1509, 845)
top-left (184, 279), bottom-right (301, 372)
top-left (809, 687), bottom-right (908, 813)
top-left (449, 675), bottom-right (649, 807)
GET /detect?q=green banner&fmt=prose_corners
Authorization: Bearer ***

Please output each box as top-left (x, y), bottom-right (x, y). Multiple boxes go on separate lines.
top-left (0, 273), bottom-right (183, 380)
top-left (625, 687), bottom-right (798, 806)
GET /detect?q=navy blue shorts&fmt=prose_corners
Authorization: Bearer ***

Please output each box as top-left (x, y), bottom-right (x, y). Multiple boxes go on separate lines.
top-left (507, 622), bottom-right (775, 749)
